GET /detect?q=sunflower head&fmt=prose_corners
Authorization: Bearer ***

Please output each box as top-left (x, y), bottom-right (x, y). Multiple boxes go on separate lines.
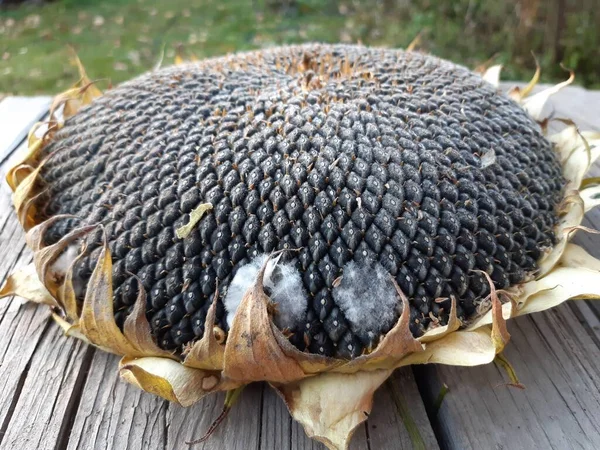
top-left (2, 44), bottom-right (600, 449)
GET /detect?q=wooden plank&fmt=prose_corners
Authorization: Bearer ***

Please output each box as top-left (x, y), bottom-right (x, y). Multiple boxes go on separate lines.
top-left (570, 301), bottom-right (600, 348)
top-left (0, 103), bottom-right (53, 446)
top-left (0, 164), bottom-right (42, 445)
top-left (416, 305), bottom-right (600, 449)
top-left (0, 96), bottom-right (51, 165)
top-left (368, 369), bottom-right (439, 450)
top-left (67, 354), bottom-right (264, 450)
top-left (65, 358), bottom-right (261, 450)
top-left (66, 351), bottom-right (167, 450)
top-left (0, 327), bottom-right (93, 450)
top-left (68, 357), bottom-right (437, 450)
top-left (0, 303), bottom-right (50, 444)
top-left (260, 387), bottom-right (292, 450)
top-left (165, 384), bottom-right (263, 449)
top-left (67, 357), bottom-right (438, 450)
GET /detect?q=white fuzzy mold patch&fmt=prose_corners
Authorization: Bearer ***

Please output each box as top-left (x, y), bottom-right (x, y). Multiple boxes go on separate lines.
top-left (332, 261), bottom-right (399, 343)
top-left (49, 243), bottom-right (83, 293)
top-left (51, 244), bottom-right (80, 277)
top-left (42, 241), bottom-right (86, 299)
top-left (268, 261), bottom-right (307, 331)
top-left (223, 254), bottom-right (307, 330)
top-left (223, 255), bottom-right (268, 328)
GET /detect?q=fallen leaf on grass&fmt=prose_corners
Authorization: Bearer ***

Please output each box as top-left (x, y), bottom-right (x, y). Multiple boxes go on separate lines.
top-left (113, 62), bottom-right (128, 71)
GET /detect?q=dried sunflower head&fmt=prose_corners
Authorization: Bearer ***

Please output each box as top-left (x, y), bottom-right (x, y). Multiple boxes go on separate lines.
top-left (2, 44), bottom-right (600, 449)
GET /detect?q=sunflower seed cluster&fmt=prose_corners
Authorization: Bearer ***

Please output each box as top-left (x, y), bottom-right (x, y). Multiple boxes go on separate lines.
top-left (36, 44), bottom-right (564, 359)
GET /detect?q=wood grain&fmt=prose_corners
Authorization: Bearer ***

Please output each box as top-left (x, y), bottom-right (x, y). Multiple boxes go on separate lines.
top-left (416, 304), bottom-right (600, 450)
top-left (0, 327), bottom-right (93, 450)
top-left (66, 351), bottom-right (167, 450)
top-left (369, 369), bottom-right (439, 450)
top-left (69, 365), bottom-right (434, 450)
top-left (260, 387), bottom-right (293, 450)
top-left (166, 384), bottom-right (263, 450)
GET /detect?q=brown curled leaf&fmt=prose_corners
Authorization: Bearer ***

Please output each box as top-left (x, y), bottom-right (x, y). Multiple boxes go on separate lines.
top-left (537, 192), bottom-right (584, 277)
top-left (0, 262), bottom-right (57, 307)
top-left (52, 312), bottom-right (90, 344)
top-left (272, 369), bottom-right (392, 450)
top-left (6, 121), bottom-right (56, 192)
top-left (558, 243), bottom-right (600, 272)
top-left (481, 64), bottom-right (502, 87)
top-left (70, 50), bottom-right (103, 99)
top-left (13, 163), bottom-right (46, 231)
top-left (398, 326), bottom-right (500, 367)
top-left (406, 31), bottom-right (423, 52)
top-left (119, 356), bottom-right (237, 407)
top-left (472, 269), bottom-right (510, 353)
top-left (32, 224), bottom-right (95, 298)
top-left (508, 53), bottom-right (540, 102)
top-left (490, 285), bottom-right (510, 353)
top-left (18, 188), bottom-right (49, 232)
top-left (522, 68), bottom-right (574, 120)
top-left (518, 266), bottom-right (600, 316)
top-left (79, 236), bottom-right (143, 356)
top-left (57, 243), bottom-right (88, 322)
top-left (223, 256), bottom-right (306, 383)
top-left (25, 214), bottom-right (79, 251)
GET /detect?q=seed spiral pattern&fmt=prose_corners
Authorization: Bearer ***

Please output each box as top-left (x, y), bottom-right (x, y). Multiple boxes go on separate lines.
top-left (35, 44), bottom-right (565, 359)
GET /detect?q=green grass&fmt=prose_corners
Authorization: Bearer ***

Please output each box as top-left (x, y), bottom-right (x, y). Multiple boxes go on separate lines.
top-left (0, 0), bottom-right (598, 95)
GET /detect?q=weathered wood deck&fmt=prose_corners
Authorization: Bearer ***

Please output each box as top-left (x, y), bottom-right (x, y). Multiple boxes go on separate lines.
top-left (0, 86), bottom-right (599, 450)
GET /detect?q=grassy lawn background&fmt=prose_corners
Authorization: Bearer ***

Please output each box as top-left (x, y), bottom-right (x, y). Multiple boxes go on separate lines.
top-left (1, 0), bottom-right (598, 95)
